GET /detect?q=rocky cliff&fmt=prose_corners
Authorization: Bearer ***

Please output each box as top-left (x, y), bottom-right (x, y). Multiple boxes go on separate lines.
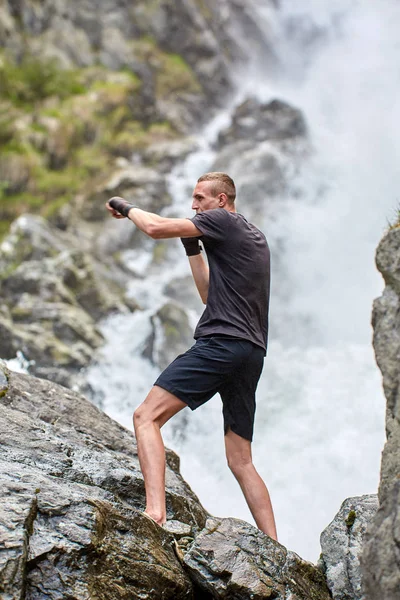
top-left (0, 361), bottom-right (332, 599)
top-left (361, 226), bottom-right (400, 599)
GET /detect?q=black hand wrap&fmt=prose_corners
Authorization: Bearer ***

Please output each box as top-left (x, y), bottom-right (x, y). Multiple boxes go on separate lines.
top-left (180, 237), bottom-right (201, 256)
top-left (109, 196), bottom-right (137, 217)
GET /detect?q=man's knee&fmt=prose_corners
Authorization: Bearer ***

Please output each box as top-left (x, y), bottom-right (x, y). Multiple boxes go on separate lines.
top-left (226, 452), bottom-right (253, 478)
top-left (133, 402), bottom-right (150, 430)
top-left (133, 386), bottom-right (187, 431)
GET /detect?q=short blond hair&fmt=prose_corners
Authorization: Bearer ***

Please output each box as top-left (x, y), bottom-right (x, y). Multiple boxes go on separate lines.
top-left (197, 172), bottom-right (236, 204)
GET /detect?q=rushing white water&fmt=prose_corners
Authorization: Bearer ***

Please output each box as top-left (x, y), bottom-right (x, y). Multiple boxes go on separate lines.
top-left (85, 1), bottom-right (400, 561)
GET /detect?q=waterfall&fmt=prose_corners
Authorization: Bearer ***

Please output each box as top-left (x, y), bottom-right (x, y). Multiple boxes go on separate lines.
top-left (85, 0), bottom-right (400, 561)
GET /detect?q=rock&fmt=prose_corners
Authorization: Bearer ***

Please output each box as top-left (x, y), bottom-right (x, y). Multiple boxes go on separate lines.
top-left (0, 361), bottom-right (344, 599)
top-left (217, 98), bottom-right (307, 148)
top-left (164, 274), bottom-right (204, 313)
top-left (143, 301), bottom-right (194, 370)
top-left (319, 495), bottom-right (379, 600)
top-left (144, 137), bottom-right (199, 173)
top-left (211, 97), bottom-right (309, 224)
top-left (0, 0), bottom-right (278, 125)
top-left (0, 216), bottom-right (133, 388)
top-left (184, 516), bottom-right (331, 599)
top-left (0, 362), bottom-right (206, 598)
top-left (361, 227), bottom-right (400, 599)
top-left (102, 164), bottom-right (171, 215)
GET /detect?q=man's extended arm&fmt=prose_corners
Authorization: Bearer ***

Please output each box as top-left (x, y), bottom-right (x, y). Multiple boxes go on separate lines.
top-left (107, 196), bottom-right (209, 301)
top-left (106, 198), bottom-right (201, 239)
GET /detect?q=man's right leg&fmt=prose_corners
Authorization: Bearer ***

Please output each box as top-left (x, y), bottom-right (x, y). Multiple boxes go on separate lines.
top-left (225, 427), bottom-right (278, 540)
top-left (133, 385), bottom-right (187, 525)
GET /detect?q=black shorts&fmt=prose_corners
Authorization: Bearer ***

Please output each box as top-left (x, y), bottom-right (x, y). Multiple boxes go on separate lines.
top-left (154, 336), bottom-right (265, 441)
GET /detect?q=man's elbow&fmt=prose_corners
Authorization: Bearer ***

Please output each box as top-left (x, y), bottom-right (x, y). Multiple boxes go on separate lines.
top-left (145, 223), bottom-right (164, 239)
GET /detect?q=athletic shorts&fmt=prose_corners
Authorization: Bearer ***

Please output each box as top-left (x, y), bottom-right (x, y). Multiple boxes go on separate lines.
top-left (154, 335), bottom-right (265, 441)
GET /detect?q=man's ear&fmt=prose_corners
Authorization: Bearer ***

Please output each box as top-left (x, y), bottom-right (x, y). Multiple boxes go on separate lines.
top-left (218, 193), bottom-right (228, 207)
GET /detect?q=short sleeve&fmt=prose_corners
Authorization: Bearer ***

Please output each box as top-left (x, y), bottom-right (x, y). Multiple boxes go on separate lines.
top-left (191, 208), bottom-right (231, 243)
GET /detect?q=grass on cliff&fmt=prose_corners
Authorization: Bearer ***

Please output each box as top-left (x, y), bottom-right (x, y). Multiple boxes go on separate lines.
top-left (387, 205), bottom-right (400, 230)
top-left (0, 45), bottom-right (195, 240)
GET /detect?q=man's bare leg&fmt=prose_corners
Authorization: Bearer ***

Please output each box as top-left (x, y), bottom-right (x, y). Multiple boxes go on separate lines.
top-left (133, 385), bottom-right (187, 525)
top-left (224, 428), bottom-right (278, 540)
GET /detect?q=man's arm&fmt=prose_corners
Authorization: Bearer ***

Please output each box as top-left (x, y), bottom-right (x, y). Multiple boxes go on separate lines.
top-left (107, 197), bottom-right (208, 301)
top-left (187, 254), bottom-right (209, 304)
top-left (106, 200), bottom-right (201, 239)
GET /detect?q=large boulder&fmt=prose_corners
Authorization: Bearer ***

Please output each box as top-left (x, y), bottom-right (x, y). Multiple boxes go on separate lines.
top-left (320, 495), bottom-right (379, 600)
top-left (0, 362), bottom-right (335, 599)
top-left (184, 516), bottom-right (331, 600)
top-left (0, 362), bottom-right (205, 599)
top-left (361, 226), bottom-right (400, 599)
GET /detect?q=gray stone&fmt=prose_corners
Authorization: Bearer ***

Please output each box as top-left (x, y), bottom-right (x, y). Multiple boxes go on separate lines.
top-left (184, 516), bottom-right (331, 600)
top-left (319, 495), bottom-right (379, 600)
top-left (164, 274), bottom-right (205, 313)
top-left (0, 365), bottom-right (206, 598)
top-left (217, 98), bottom-right (307, 148)
top-left (0, 362), bottom-right (8, 396)
top-left (361, 227), bottom-right (400, 599)
top-left (143, 302), bottom-right (194, 370)
top-left (0, 217), bottom-right (131, 387)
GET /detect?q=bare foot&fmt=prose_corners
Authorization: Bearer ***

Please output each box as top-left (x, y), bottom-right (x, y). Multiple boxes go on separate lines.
top-left (142, 512), bottom-right (165, 526)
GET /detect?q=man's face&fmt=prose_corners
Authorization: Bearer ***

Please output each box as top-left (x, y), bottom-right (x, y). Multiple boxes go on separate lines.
top-left (192, 181), bottom-right (221, 214)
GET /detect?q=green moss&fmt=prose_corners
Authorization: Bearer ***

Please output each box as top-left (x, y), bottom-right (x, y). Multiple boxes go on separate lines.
top-left (42, 195), bottom-right (71, 219)
top-left (73, 146), bottom-right (108, 176)
top-left (0, 220), bottom-right (12, 238)
top-left (164, 323), bottom-right (180, 341)
top-left (0, 46), bottom-right (191, 238)
top-left (0, 52), bottom-right (85, 106)
top-left (156, 52), bottom-right (201, 97)
top-left (345, 510), bottom-right (356, 529)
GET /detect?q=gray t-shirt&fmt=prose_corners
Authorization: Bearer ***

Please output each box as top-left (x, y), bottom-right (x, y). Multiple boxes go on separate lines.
top-left (191, 208), bottom-right (270, 353)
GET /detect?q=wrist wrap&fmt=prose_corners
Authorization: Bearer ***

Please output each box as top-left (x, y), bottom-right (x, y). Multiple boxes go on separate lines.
top-left (109, 196), bottom-right (137, 217)
top-left (180, 237), bottom-right (201, 256)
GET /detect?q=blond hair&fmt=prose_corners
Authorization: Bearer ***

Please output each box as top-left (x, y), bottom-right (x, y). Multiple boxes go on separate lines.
top-left (197, 172), bottom-right (236, 204)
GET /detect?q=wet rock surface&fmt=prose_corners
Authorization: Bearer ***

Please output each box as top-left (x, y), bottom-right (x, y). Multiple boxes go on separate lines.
top-left (0, 362), bottom-right (335, 599)
top-left (320, 495), bottom-right (379, 600)
top-left (184, 517), bottom-right (331, 600)
top-left (361, 227), bottom-right (400, 600)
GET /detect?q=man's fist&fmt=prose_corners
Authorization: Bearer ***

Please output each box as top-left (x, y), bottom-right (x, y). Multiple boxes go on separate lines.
top-left (106, 196), bottom-right (137, 218)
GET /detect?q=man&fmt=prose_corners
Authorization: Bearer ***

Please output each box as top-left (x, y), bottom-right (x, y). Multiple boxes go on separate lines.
top-left (106, 172), bottom-right (277, 540)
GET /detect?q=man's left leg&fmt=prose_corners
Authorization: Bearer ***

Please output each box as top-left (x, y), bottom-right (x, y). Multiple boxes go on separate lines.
top-left (224, 427), bottom-right (278, 541)
top-left (133, 385), bottom-right (187, 525)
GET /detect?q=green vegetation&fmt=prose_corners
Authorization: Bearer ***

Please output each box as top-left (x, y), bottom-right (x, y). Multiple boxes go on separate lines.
top-left (0, 40), bottom-right (202, 240)
top-left (0, 54), bottom-right (84, 106)
top-left (132, 37), bottom-right (201, 97)
top-left (345, 510), bottom-right (356, 529)
top-left (387, 205), bottom-right (400, 230)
